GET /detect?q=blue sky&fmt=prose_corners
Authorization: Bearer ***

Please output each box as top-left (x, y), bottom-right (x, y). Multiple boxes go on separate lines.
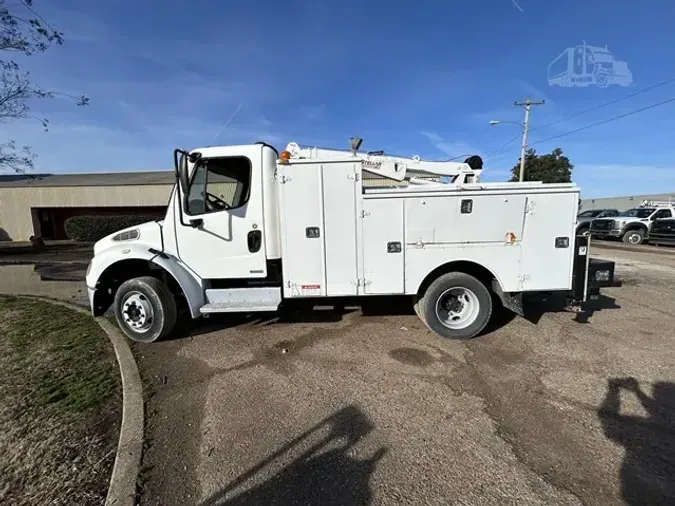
top-left (3, 0), bottom-right (675, 197)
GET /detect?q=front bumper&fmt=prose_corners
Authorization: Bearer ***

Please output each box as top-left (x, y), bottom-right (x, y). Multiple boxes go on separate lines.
top-left (590, 228), bottom-right (622, 238)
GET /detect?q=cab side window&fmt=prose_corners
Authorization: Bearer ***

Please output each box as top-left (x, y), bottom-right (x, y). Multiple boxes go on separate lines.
top-left (186, 157), bottom-right (252, 215)
top-left (653, 209), bottom-right (672, 219)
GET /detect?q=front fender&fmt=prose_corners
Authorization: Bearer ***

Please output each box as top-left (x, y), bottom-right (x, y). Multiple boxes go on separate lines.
top-left (86, 244), bottom-right (205, 318)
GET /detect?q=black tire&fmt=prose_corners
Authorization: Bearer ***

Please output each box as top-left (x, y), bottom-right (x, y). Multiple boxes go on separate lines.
top-left (622, 228), bottom-right (645, 245)
top-left (113, 276), bottom-right (177, 343)
top-left (577, 225), bottom-right (590, 236)
top-left (418, 272), bottom-right (492, 340)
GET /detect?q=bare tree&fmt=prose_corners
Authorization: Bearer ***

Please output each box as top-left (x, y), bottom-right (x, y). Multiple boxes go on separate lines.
top-left (0, 0), bottom-right (88, 173)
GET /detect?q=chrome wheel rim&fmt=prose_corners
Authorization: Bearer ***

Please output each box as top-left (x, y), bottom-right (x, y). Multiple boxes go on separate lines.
top-left (121, 291), bottom-right (154, 333)
top-left (435, 287), bottom-right (481, 330)
top-left (628, 233), bottom-right (641, 244)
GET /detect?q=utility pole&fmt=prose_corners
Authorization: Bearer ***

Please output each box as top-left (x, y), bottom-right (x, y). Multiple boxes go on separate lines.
top-left (515, 98), bottom-right (545, 182)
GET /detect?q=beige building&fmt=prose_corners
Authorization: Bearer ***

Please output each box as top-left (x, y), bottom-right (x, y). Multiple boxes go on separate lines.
top-left (0, 171), bottom-right (174, 242)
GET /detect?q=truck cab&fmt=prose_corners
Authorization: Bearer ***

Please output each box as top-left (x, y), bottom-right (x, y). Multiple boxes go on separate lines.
top-left (86, 139), bottom-right (616, 343)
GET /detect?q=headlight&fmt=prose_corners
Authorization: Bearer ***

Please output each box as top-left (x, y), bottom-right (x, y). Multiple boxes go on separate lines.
top-left (615, 220), bottom-right (626, 228)
top-left (112, 229), bottom-right (140, 242)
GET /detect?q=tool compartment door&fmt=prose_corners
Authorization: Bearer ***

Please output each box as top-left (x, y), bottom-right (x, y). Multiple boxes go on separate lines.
top-left (278, 163), bottom-right (325, 297)
top-left (361, 198), bottom-right (404, 294)
top-left (322, 162), bottom-right (360, 296)
top-left (520, 192), bottom-right (578, 291)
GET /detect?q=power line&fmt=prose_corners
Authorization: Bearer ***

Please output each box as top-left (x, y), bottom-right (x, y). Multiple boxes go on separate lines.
top-left (485, 133), bottom-right (522, 159)
top-left (531, 76), bottom-right (675, 133)
top-left (530, 96), bottom-right (675, 147)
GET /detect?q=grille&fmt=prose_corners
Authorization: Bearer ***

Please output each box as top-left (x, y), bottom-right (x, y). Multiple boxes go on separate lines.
top-left (591, 219), bottom-right (613, 231)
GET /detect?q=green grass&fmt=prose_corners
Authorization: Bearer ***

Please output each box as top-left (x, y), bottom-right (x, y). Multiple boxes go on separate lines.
top-left (1, 296), bottom-right (117, 416)
top-left (0, 295), bottom-right (121, 505)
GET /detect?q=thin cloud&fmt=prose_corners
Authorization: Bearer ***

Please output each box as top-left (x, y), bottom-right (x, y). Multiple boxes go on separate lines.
top-left (510, 0), bottom-right (524, 12)
top-left (420, 132), bottom-right (485, 160)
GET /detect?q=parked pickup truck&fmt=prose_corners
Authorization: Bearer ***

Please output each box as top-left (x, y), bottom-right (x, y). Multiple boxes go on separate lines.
top-left (576, 208), bottom-right (619, 236)
top-left (590, 202), bottom-right (675, 245)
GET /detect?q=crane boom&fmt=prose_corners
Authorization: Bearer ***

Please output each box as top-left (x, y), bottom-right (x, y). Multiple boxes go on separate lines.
top-left (284, 142), bottom-right (482, 184)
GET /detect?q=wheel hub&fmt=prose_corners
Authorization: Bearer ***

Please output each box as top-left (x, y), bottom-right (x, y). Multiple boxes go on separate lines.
top-left (444, 296), bottom-right (464, 313)
top-left (122, 292), bottom-right (154, 333)
top-left (435, 287), bottom-right (481, 330)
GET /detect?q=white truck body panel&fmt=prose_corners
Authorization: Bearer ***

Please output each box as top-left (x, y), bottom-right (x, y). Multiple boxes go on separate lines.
top-left (362, 199), bottom-right (405, 294)
top-left (322, 162), bottom-right (361, 296)
top-left (278, 160), bottom-right (326, 297)
top-left (276, 156), bottom-right (579, 298)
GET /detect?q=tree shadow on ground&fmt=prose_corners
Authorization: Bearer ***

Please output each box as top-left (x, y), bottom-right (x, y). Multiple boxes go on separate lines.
top-left (200, 405), bottom-right (387, 506)
top-left (598, 378), bottom-right (675, 505)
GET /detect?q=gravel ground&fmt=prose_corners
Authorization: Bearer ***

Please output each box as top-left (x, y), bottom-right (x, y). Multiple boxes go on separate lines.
top-left (1, 245), bottom-right (672, 505)
top-left (132, 247), bottom-right (675, 506)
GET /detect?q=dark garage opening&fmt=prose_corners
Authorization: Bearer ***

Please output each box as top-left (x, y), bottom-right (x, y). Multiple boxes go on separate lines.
top-left (33, 206), bottom-right (168, 240)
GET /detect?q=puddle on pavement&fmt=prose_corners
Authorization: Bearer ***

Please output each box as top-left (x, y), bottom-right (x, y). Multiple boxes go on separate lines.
top-left (389, 347), bottom-right (435, 367)
top-left (0, 264), bottom-right (88, 306)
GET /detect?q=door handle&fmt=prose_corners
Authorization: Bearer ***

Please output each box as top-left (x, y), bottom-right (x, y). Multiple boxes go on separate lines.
top-left (247, 230), bottom-right (262, 253)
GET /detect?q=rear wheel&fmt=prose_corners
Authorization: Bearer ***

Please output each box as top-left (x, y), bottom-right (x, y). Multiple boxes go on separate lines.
top-left (418, 272), bottom-right (492, 340)
top-left (622, 229), bottom-right (645, 245)
top-left (114, 276), bottom-right (177, 343)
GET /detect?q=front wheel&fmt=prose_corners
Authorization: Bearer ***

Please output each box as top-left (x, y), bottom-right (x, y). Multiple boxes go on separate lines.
top-left (418, 272), bottom-right (493, 340)
top-left (114, 276), bottom-right (177, 343)
top-left (622, 229), bottom-right (645, 245)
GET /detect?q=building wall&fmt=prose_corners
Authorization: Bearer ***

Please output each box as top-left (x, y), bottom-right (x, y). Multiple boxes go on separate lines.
top-left (0, 184), bottom-right (172, 241)
top-left (580, 193), bottom-right (675, 212)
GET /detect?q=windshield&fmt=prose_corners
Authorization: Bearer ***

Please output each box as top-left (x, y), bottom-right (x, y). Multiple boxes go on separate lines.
top-left (618, 208), bottom-right (654, 218)
top-left (578, 210), bottom-right (604, 217)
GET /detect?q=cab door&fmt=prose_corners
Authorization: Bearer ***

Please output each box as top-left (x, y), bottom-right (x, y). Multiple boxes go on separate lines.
top-left (174, 145), bottom-right (267, 279)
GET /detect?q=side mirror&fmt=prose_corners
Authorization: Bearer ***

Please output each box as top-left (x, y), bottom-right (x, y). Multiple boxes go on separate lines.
top-left (173, 149), bottom-right (190, 194)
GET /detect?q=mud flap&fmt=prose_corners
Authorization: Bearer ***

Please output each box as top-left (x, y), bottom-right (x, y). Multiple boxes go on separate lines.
top-left (492, 279), bottom-right (524, 316)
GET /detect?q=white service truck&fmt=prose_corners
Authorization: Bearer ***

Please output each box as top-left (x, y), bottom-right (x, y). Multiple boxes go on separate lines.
top-left (85, 138), bottom-right (616, 343)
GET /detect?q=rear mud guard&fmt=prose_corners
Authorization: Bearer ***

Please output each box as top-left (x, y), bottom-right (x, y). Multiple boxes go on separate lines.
top-left (492, 279), bottom-right (524, 316)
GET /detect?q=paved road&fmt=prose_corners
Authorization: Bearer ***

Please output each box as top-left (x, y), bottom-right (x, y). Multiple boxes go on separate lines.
top-left (130, 247), bottom-right (675, 506)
